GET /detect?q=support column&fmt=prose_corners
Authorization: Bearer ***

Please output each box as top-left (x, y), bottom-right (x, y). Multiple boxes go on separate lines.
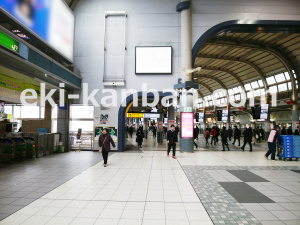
top-left (57, 102), bottom-right (69, 151)
top-left (144, 118), bottom-right (148, 139)
top-left (176, 0), bottom-right (195, 152)
top-left (292, 104), bottom-right (299, 131)
top-left (168, 106), bottom-right (175, 126)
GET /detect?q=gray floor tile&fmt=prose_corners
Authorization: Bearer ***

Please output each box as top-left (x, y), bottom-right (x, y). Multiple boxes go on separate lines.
top-left (0, 205), bottom-right (23, 214)
top-left (0, 198), bottom-right (18, 204)
top-left (260, 203), bottom-right (286, 211)
top-left (249, 211), bottom-right (279, 221)
top-left (9, 198), bottom-right (36, 206)
top-left (227, 170), bottom-right (269, 182)
top-left (0, 214), bottom-right (10, 221)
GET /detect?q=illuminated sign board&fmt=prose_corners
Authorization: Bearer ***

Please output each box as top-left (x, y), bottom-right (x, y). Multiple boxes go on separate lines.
top-left (0, 31), bottom-right (19, 53)
top-left (127, 113), bottom-right (160, 118)
top-left (198, 112), bottom-right (204, 123)
top-left (0, 0), bottom-right (74, 62)
top-left (181, 112), bottom-right (193, 138)
top-left (260, 104), bottom-right (269, 119)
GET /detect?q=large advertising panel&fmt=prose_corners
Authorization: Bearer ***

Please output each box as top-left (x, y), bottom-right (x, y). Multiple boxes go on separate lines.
top-left (181, 112), bottom-right (193, 138)
top-left (260, 104), bottom-right (269, 119)
top-left (0, 0), bottom-right (74, 62)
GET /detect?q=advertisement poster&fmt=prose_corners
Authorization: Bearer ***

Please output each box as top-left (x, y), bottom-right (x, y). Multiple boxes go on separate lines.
top-left (181, 113), bottom-right (193, 138)
top-left (94, 126), bottom-right (118, 142)
top-left (100, 114), bottom-right (108, 124)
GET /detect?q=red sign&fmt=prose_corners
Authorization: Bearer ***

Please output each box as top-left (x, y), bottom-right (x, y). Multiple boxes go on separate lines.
top-left (169, 120), bottom-right (175, 130)
top-left (158, 121), bottom-right (163, 131)
top-left (181, 113), bottom-right (194, 138)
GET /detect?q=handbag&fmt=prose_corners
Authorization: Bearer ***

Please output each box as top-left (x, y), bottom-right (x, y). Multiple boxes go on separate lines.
top-left (99, 136), bottom-right (108, 153)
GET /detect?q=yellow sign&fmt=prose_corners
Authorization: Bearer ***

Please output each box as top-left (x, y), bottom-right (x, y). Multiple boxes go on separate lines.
top-left (127, 113), bottom-right (143, 118)
top-left (0, 74), bottom-right (40, 94)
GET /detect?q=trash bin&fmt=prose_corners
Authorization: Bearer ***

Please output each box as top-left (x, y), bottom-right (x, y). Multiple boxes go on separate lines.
top-left (10, 137), bottom-right (26, 160)
top-left (22, 137), bottom-right (36, 158)
top-left (0, 138), bottom-right (14, 163)
top-left (57, 142), bottom-right (64, 153)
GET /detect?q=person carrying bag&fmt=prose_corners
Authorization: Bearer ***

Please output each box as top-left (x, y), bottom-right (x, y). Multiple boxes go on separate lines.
top-left (98, 128), bottom-right (116, 167)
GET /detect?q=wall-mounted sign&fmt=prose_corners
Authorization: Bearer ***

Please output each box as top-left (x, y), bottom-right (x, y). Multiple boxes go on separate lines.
top-left (127, 113), bottom-right (160, 118)
top-left (169, 120), bottom-right (175, 129)
top-left (198, 112), bottom-right (204, 123)
top-left (184, 107), bottom-right (192, 112)
top-left (181, 113), bottom-right (193, 138)
top-left (157, 121), bottom-right (163, 131)
top-left (127, 113), bottom-right (143, 118)
top-left (94, 126), bottom-right (118, 142)
top-left (0, 31), bottom-right (20, 54)
top-left (37, 128), bottom-right (47, 133)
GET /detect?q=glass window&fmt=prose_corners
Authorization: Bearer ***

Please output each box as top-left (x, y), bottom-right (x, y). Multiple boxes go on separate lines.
top-left (269, 85), bottom-right (278, 94)
top-left (219, 91), bottom-right (224, 97)
top-left (235, 95), bottom-right (241, 101)
top-left (245, 83), bottom-right (251, 91)
top-left (266, 76), bottom-right (276, 85)
top-left (52, 106), bottom-right (58, 119)
top-left (278, 83), bottom-right (287, 92)
top-left (275, 73), bottom-right (286, 83)
top-left (229, 96), bottom-right (235, 102)
top-left (247, 92), bottom-right (253, 98)
top-left (41, 107), bottom-right (45, 119)
top-left (205, 102), bottom-right (209, 107)
top-left (258, 80), bottom-right (264, 87)
top-left (70, 106), bottom-right (94, 119)
top-left (284, 72), bottom-right (290, 80)
top-left (199, 103), bottom-right (203, 108)
top-left (4, 105), bottom-right (13, 115)
top-left (220, 98), bottom-right (225, 104)
top-left (288, 82), bottom-right (292, 90)
top-left (254, 89), bottom-right (261, 96)
top-left (13, 106), bottom-right (21, 118)
top-left (251, 81), bottom-right (259, 89)
top-left (238, 86), bottom-right (243, 92)
top-left (216, 99), bottom-right (221, 105)
top-left (209, 101), bottom-right (213, 106)
top-left (204, 96), bottom-right (208, 101)
top-left (224, 98), bottom-right (228, 102)
top-left (260, 89), bottom-right (266, 96)
top-left (69, 121), bottom-right (94, 132)
top-left (214, 92), bottom-right (220, 98)
top-left (207, 95), bottom-right (212, 100)
top-left (21, 106), bottom-right (40, 118)
top-left (52, 120), bottom-right (57, 133)
top-left (228, 89), bottom-right (234, 95)
top-left (233, 87), bottom-right (239, 94)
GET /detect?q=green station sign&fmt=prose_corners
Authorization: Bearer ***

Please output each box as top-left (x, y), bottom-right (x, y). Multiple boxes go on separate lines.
top-left (0, 31), bottom-right (20, 54)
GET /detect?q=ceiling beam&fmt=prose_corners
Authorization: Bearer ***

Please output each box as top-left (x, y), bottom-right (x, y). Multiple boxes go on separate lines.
top-left (196, 54), bottom-right (268, 90)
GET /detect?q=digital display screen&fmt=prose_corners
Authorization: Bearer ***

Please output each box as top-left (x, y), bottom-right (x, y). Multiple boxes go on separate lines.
top-left (222, 109), bottom-right (228, 122)
top-left (198, 112), bottom-right (204, 123)
top-left (135, 46), bottom-right (172, 74)
top-left (0, 101), bottom-right (5, 113)
top-left (0, 0), bottom-right (74, 62)
top-left (260, 104), bottom-right (269, 119)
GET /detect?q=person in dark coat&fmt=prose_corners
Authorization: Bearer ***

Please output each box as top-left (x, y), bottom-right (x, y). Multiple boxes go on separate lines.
top-left (98, 128), bottom-right (116, 167)
top-left (136, 127), bottom-right (144, 148)
top-left (193, 127), bottom-right (199, 148)
top-left (228, 127), bottom-right (233, 141)
top-left (294, 126), bottom-right (300, 135)
top-left (167, 125), bottom-right (178, 159)
top-left (241, 127), bottom-right (253, 152)
top-left (152, 126), bottom-right (157, 138)
top-left (216, 126), bottom-right (220, 142)
top-left (287, 126), bottom-right (293, 135)
top-left (128, 125), bottom-right (134, 138)
top-left (221, 127), bottom-right (230, 151)
top-left (232, 126), bottom-right (241, 146)
top-left (195, 126), bottom-right (200, 139)
top-left (281, 126), bottom-right (287, 135)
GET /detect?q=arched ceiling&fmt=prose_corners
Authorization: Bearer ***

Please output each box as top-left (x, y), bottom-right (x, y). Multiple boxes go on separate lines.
top-left (194, 32), bottom-right (300, 97)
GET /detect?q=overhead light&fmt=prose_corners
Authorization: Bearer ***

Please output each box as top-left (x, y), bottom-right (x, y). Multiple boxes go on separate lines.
top-left (45, 74), bottom-right (48, 77)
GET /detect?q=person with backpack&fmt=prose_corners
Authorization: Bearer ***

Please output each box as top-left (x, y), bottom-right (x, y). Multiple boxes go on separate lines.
top-left (221, 126), bottom-right (230, 151)
top-left (265, 125), bottom-right (282, 160)
top-left (232, 126), bottom-right (241, 146)
top-left (98, 128), bottom-right (116, 167)
top-left (204, 128), bottom-right (210, 146)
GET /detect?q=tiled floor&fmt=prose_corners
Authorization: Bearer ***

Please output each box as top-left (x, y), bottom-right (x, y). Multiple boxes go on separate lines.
top-left (0, 134), bottom-right (299, 225)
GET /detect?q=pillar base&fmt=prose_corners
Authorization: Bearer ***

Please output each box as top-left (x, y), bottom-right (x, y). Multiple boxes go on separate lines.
top-left (180, 138), bottom-right (194, 153)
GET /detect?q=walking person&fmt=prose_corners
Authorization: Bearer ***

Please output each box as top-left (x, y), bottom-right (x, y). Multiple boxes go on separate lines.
top-left (136, 126), bottom-right (144, 148)
top-left (232, 125), bottom-right (241, 146)
top-left (152, 126), bottom-right (157, 138)
top-left (210, 126), bottom-right (217, 145)
top-left (241, 127), bottom-right (253, 152)
top-left (265, 125), bottom-right (282, 160)
top-left (194, 127), bottom-right (199, 148)
top-left (204, 128), bottom-right (210, 146)
top-left (195, 126), bottom-right (200, 140)
top-left (294, 126), bottom-right (300, 135)
top-left (216, 126), bottom-right (220, 142)
top-left (167, 125), bottom-right (178, 159)
top-left (228, 126), bottom-right (233, 142)
top-left (251, 127), bottom-right (257, 145)
top-left (221, 126), bottom-right (230, 151)
top-left (98, 128), bottom-right (116, 167)
top-left (128, 125), bottom-right (133, 138)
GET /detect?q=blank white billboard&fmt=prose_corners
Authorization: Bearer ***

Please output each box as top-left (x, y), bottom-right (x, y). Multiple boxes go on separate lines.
top-left (135, 46), bottom-right (172, 74)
